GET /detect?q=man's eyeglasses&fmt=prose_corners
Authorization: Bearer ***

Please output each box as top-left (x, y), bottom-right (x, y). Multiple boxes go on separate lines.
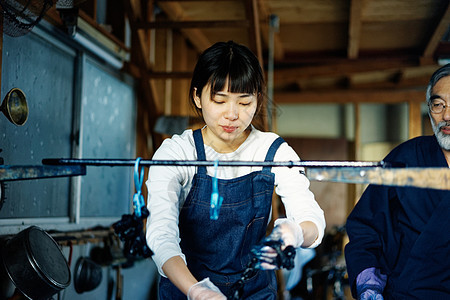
top-left (429, 100), bottom-right (448, 114)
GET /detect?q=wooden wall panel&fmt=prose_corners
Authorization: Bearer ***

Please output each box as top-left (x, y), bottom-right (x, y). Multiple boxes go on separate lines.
top-left (283, 137), bottom-right (350, 231)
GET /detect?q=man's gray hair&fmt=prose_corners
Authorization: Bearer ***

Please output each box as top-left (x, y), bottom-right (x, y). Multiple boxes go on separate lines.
top-left (426, 63), bottom-right (450, 105)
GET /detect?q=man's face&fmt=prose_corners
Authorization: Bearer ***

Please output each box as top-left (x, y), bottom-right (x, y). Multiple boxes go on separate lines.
top-left (429, 76), bottom-right (450, 151)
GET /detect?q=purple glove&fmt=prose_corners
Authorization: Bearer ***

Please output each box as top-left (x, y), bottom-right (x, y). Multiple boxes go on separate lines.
top-left (359, 289), bottom-right (384, 300)
top-left (356, 267), bottom-right (387, 300)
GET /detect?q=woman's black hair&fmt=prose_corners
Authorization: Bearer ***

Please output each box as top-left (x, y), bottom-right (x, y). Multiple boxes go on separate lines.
top-left (189, 41), bottom-right (266, 118)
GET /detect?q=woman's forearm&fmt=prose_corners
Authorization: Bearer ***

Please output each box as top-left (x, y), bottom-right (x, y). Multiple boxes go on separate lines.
top-left (162, 256), bottom-right (198, 295)
top-left (300, 221), bottom-right (319, 247)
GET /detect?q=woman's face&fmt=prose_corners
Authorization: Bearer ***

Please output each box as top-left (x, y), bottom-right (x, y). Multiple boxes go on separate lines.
top-left (194, 81), bottom-right (257, 152)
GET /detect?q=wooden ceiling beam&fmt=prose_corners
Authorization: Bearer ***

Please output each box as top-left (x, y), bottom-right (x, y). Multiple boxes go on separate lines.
top-left (348, 64), bottom-right (438, 86)
top-left (136, 20), bottom-right (249, 29)
top-left (274, 89), bottom-right (425, 104)
top-left (397, 64), bottom-right (439, 83)
top-left (347, 0), bottom-right (363, 59)
top-left (421, 1), bottom-right (450, 63)
top-left (157, 1), bottom-right (211, 53)
top-left (289, 64), bottom-right (438, 91)
top-left (273, 58), bottom-right (423, 82)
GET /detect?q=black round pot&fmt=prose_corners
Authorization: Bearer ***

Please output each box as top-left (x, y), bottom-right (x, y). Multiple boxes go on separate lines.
top-left (74, 257), bottom-right (102, 293)
top-left (1, 226), bottom-right (71, 300)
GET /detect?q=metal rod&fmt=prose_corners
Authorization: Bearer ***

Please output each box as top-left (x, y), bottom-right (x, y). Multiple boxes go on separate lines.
top-left (42, 158), bottom-right (388, 168)
top-left (267, 14), bottom-right (279, 131)
top-left (39, 159), bottom-right (450, 190)
top-left (308, 167), bottom-right (450, 190)
top-left (0, 165), bottom-right (86, 181)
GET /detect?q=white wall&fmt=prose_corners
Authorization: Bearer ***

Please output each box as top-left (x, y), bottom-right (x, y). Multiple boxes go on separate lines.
top-left (276, 102), bottom-right (411, 144)
top-left (276, 104), bottom-right (349, 138)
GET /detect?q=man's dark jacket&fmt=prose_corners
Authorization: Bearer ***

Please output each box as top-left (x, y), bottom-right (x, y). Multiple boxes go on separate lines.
top-left (345, 135), bottom-right (449, 299)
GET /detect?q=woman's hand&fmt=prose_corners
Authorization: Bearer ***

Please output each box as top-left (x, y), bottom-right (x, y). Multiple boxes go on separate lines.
top-left (255, 218), bottom-right (303, 270)
top-left (273, 218), bottom-right (304, 248)
top-left (187, 278), bottom-right (226, 300)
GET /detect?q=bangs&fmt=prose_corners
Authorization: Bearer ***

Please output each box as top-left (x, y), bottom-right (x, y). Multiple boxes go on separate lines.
top-left (209, 54), bottom-right (261, 96)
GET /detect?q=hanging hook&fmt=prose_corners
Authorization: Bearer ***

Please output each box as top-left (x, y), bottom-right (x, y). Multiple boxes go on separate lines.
top-left (133, 157), bottom-right (145, 217)
top-left (210, 159), bottom-right (224, 220)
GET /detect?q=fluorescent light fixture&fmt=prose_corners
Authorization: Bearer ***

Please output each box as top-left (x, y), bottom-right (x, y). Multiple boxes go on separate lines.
top-left (73, 32), bottom-right (123, 69)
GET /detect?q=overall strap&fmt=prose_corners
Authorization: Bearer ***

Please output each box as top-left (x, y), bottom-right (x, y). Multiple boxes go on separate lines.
top-left (193, 129), bottom-right (207, 174)
top-left (263, 137), bottom-right (285, 173)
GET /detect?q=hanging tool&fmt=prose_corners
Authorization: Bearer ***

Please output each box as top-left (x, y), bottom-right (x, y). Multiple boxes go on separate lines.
top-left (113, 157), bottom-right (152, 260)
top-left (133, 157), bottom-right (146, 218)
top-left (210, 159), bottom-right (223, 220)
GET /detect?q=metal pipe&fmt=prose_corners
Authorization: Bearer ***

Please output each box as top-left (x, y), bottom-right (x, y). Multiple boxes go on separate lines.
top-left (42, 158), bottom-right (387, 168)
top-left (267, 14), bottom-right (279, 131)
top-left (39, 159), bottom-right (450, 190)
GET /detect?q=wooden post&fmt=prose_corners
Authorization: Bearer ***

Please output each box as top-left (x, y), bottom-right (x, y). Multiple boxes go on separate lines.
top-left (408, 101), bottom-right (422, 139)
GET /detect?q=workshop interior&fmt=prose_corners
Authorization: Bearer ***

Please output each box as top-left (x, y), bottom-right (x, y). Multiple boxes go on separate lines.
top-left (0, 0), bottom-right (449, 299)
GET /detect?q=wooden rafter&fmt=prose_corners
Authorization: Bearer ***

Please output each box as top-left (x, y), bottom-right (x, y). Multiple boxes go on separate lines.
top-left (274, 58), bottom-right (420, 83)
top-left (397, 65), bottom-right (440, 84)
top-left (348, 0), bottom-right (363, 59)
top-left (422, 1), bottom-right (450, 62)
top-left (136, 20), bottom-right (249, 29)
top-left (273, 60), bottom-right (439, 93)
top-left (157, 1), bottom-right (211, 53)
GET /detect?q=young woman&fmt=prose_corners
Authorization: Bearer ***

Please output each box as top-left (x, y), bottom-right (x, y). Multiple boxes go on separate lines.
top-left (146, 41), bottom-right (325, 300)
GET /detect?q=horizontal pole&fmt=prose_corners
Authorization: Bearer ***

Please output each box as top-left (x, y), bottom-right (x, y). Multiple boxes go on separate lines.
top-left (2, 163), bottom-right (448, 190)
top-left (42, 158), bottom-right (387, 168)
top-left (308, 167), bottom-right (450, 190)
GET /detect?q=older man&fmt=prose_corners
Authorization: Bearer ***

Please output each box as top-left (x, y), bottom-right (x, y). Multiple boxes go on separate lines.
top-left (345, 64), bottom-right (450, 300)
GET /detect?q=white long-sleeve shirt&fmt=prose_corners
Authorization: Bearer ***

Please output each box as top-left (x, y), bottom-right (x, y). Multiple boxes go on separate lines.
top-left (146, 128), bottom-right (326, 277)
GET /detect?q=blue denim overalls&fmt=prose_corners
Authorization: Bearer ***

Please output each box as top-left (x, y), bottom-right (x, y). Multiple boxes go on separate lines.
top-left (159, 129), bottom-right (285, 299)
